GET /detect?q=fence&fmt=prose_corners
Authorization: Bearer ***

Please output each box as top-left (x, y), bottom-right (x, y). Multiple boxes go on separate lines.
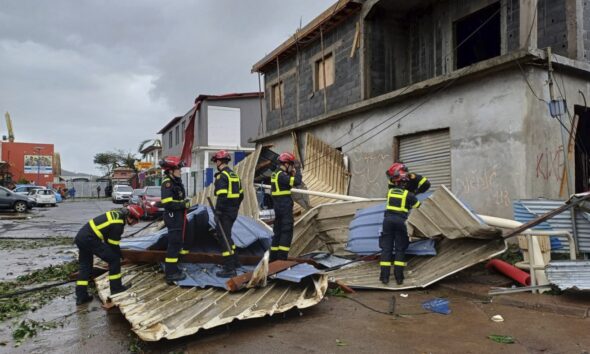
top-left (64, 181), bottom-right (111, 198)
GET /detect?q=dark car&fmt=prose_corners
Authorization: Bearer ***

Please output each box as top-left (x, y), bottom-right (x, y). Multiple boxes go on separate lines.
top-left (141, 186), bottom-right (163, 219)
top-left (0, 186), bottom-right (34, 212)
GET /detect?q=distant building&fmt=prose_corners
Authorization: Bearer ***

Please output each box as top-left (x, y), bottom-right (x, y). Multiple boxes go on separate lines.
top-left (0, 141), bottom-right (54, 187)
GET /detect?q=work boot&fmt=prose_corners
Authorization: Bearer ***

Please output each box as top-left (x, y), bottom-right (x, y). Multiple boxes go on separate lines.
top-left (165, 272), bottom-right (186, 284)
top-left (216, 264), bottom-right (237, 278)
top-left (394, 266), bottom-right (404, 285)
top-left (269, 251), bottom-right (279, 262)
top-left (75, 285), bottom-right (93, 305)
top-left (379, 267), bottom-right (391, 285)
top-left (277, 250), bottom-right (288, 261)
top-left (110, 279), bottom-right (131, 295)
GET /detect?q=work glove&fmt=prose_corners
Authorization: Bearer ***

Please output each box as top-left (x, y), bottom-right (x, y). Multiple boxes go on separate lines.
top-left (184, 198), bottom-right (191, 209)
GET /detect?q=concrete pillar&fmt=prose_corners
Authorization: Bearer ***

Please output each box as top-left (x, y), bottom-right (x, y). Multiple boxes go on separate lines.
top-left (565, 0), bottom-right (584, 60)
top-left (519, 0), bottom-right (538, 49)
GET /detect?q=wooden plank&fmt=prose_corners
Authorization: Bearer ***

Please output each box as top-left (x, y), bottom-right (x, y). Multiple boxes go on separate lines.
top-left (226, 260), bottom-right (299, 292)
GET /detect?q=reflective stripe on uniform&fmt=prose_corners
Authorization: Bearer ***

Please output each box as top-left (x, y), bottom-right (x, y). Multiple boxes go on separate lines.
top-left (76, 280), bottom-right (89, 286)
top-left (222, 251), bottom-right (233, 257)
top-left (222, 170), bottom-right (242, 199)
top-left (278, 246), bottom-right (290, 251)
top-left (417, 177), bottom-right (427, 188)
top-left (107, 239), bottom-right (120, 246)
top-left (380, 261), bottom-right (392, 267)
top-left (179, 249), bottom-right (189, 255)
top-left (215, 189), bottom-right (228, 196)
top-left (161, 197), bottom-right (174, 204)
top-left (271, 171), bottom-right (291, 196)
top-left (289, 176), bottom-right (295, 187)
top-left (108, 273), bottom-right (122, 280)
top-left (232, 244), bottom-right (236, 250)
top-left (270, 246), bottom-right (279, 251)
top-left (394, 261), bottom-right (407, 267)
top-left (88, 211), bottom-right (124, 240)
top-left (412, 201), bottom-right (421, 208)
top-left (165, 257), bottom-right (178, 263)
top-left (386, 189), bottom-right (409, 212)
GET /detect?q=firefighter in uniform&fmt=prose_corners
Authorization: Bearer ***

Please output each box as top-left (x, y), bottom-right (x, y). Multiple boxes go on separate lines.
top-left (212, 150), bottom-right (244, 277)
top-left (379, 164), bottom-right (421, 285)
top-left (270, 152), bottom-right (302, 261)
top-left (159, 156), bottom-right (189, 282)
top-left (393, 162), bottom-right (431, 195)
top-left (75, 204), bottom-right (143, 305)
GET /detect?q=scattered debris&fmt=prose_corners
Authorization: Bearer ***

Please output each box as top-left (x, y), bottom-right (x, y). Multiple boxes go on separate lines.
top-left (422, 298), bottom-right (451, 315)
top-left (335, 339), bottom-right (347, 347)
top-left (491, 315), bottom-right (504, 322)
top-left (0, 237), bottom-right (74, 250)
top-left (488, 334), bottom-right (515, 344)
top-left (486, 259), bottom-right (530, 286)
top-left (546, 260), bottom-right (590, 290)
top-left (12, 319), bottom-right (57, 347)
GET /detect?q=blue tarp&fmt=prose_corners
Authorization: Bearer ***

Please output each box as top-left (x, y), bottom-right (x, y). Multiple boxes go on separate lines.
top-left (346, 203), bottom-right (437, 256)
top-left (174, 263), bottom-right (255, 289)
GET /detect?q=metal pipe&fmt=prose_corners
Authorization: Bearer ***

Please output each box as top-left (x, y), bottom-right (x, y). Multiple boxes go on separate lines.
top-left (254, 183), bottom-right (370, 202)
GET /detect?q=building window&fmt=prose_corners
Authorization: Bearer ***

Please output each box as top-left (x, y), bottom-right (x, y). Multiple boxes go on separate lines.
top-left (454, 2), bottom-right (501, 69)
top-left (168, 131), bottom-right (173, 148)
top-left (314, 52), bottom-right (335, 91)
top-left (181, 121), bottom-right (186, 142)
top-left (271, 81), bottom-right (284, 111)
top-left (175, 126), bottom-right (180, 145)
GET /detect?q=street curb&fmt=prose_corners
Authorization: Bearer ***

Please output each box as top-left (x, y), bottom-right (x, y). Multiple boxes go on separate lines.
top-left (437, 283), bottom-right (590, 319)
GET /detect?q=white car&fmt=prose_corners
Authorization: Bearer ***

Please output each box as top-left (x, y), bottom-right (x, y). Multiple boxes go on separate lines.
top-left (112, 185), bottom-right (133, 204)
top-left (28, 188), bottom-right (57, 207)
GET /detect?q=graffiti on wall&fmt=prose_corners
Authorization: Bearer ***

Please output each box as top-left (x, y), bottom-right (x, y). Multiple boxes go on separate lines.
top-left (455, 164), bottom-right (511, 207)
top-left (535, 145), bottom-right (564, 182)
top-left (349, 151), bottom-right (391, 197)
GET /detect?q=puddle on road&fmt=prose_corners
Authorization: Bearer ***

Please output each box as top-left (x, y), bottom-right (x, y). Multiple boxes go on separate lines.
top-left (0, 245), bottom-right (76, 281)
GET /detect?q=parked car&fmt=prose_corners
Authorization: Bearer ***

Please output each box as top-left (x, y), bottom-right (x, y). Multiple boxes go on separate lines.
top-left (28, 188), bottom-right (57, 207)
top-left (111, 185), bottom-right (133, 204)
top-left (129, 188), bottom-right (145, 205)
top-left (13, 184), bottom-right (45, 196)
top-left (0, 186), bottom-right (34, 212)
top-left (141, 186), bottom-right (163, 219)
top-left (51, 189), bottom-right (63, 203)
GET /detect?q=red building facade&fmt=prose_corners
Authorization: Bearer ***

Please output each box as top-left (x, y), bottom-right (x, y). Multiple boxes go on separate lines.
top-left (0, 142), bottom-right (55, 186)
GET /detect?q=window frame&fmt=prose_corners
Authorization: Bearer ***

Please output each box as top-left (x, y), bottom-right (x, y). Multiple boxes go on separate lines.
top-left (314, 52), bottom-right (335, 91)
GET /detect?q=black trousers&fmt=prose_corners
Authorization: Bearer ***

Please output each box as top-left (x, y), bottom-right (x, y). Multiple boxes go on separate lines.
top-left (164, 209), bottom-right (186, 276)
top-left (272, 197), bottom-right (294, 260)
top-left (75, 231), bottom-right (120, 295)
top-left (380, 213), bottom-right (409, 266)
top-left (215, 208), bottom-right (238, 265)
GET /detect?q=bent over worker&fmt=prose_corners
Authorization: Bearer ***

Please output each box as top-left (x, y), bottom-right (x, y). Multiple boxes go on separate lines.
top-left (75, 204), bottom-right (143, 305)
top-left (159, 156), bottom-right (189, 283)
top-left (270, 152), bottom-right (302, 261)
top-left (379, 164), bottom-right (421, 285)
top-left (212, 150), bottom-right (244, 277)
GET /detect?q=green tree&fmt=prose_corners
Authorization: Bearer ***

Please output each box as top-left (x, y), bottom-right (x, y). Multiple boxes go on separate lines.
top-left (93, 152), bottom-right (119, 176)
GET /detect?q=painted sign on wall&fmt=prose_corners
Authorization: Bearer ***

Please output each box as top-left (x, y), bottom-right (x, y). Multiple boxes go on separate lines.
top-left (23, 154), bottom-right (53, 174)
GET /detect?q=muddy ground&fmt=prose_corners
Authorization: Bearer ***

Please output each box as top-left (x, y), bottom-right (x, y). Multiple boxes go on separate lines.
top-left (0, 200), bottom-right (589, 353)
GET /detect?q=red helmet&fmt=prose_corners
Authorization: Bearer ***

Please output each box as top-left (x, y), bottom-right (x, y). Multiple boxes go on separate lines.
top-left (159, 156), bottom-right (184, 171)
top-left (278, 152), bottom-right (296, 164)
top-left (386, 163), bottom-right (408, 179)
top-left (126, 204), bottom-right (143, 220)
top-left (211, 150), bottom-right (231, 162)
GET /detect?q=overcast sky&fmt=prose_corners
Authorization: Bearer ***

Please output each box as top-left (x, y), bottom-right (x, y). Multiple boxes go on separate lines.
top-left (0, 0), bottom-right (334, 174)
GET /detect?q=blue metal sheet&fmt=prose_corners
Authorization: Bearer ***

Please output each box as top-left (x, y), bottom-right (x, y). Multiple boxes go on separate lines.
top-left (172, 263), bottom-right (255, 289)
top-left (273, 263), bottom-right (320, 283)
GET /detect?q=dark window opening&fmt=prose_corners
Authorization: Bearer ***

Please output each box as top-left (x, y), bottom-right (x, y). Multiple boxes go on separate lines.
top-left (168, 131), bottom-right (173, 148)
top-left (455, 2), bottom-right (501, 69)
top-left (175, 126), bottom-right (180, 145)
top-left (574, 105), bottom-right (590, 193)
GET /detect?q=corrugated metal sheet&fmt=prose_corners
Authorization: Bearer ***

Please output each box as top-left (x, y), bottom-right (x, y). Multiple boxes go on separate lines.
top-left (192, 145), bottom-right (263, 221)
top-left (408, 185), bottom-right (501, 239)
top-left (273, 263), bottom-right (320, 283)
top-left (96, 264), bottom-right (329, 341)
top-left (546, 260), bottom-right (590, 290)
top-left (398, 129), bottom-right (451, 190)
top-left (517, 199), bottom-right (590, 253)
top-left (327, 238), bottom-right (507, 290)
top-left (296, 133), bottom-right (350, 215)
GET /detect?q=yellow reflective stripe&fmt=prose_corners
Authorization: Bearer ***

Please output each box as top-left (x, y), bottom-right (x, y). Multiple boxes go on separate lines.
top-left (161, 197), bottom-right (174, 204)
top-left (278, 246), bottom-right (290, 251)
top-left (89, 219), bottom-right (104, 239)
top-left (179, 249), bottom-right (189, 255)
top-left (418, 177), bottom-right (427, 188)
top-left (412, 201), bottom-right (421, 208)
top-left (270, 246), bottom-right (279, 251)
top-left (394, 261), bottom-right (407, 267)
top-left (380, 261), bottom-right (392, 267)
top-left (108, 273), bottom-right (122, 280)
top-left (289, 176), bottom-right (295, 187)
top-left (76, 280), bottom-right (89, 286)
top-left (162, 178), bottom-right (171, 183)
top-left (107, 239), bottom-right (120, 246)
top-left (271, 171), bottom-right (291, 196)
top-left (386, 189), bottom-right (409, 212)
top-left (222, 251), bottom-right (233, 256)
top-left (222, 171), bottom-right (241, 199)
top-left (165, 257), bottom-right (178, 263)
top-left (232, 245), bottom-right (236, 250)
top-left (215, 189), bottom-right (228, 196)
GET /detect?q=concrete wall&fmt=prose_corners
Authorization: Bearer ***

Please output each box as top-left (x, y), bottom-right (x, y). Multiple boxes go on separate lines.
top-left (262, 14), bottom-right (362, 132)
top-left (160, 117), bottom-right (188, 158)
top-left (537, 0), bottom-right (568, 56)
top-left (199, 97), bottom-right (262, 147)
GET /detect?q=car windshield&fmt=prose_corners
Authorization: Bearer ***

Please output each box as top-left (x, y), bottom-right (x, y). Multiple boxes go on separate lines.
top-left (144, 187), bottom-right (161, 197)
top-left (38, 190), bottom-right (52, 195)
top-left (132, 189), bottom-right (145, 196)
top-left (0, 186), bottom-right (10, 193)
top-left (117, 186), bottom-right (133, 192)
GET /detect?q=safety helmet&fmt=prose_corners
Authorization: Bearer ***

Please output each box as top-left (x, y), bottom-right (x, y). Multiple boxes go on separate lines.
top-left (211, 150), bottom-right (231, 162)
top-left (126, 204), bottom-right (144, 220)
top-left (386, 163), bottom-right (406, 179)
top-left (159, 156), bottom-right (184, 171)
top-left (278, 152), bottom-right (296, 164)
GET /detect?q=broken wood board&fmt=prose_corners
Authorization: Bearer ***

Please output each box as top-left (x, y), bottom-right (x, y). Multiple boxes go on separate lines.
top-left (227, 260), bottom-right (298, 292)
top-left (95, 264), bottom-right (328, 341)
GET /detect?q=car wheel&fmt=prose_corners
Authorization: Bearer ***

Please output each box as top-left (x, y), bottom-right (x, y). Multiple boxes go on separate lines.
top-left (14, 201), bottom-right (27, 213)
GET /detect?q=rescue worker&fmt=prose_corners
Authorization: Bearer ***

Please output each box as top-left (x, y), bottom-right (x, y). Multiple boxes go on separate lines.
top-left (379, 164), bottom-right (421, 285)
top-left (270, 152), bottom-right (302, 261)
top-left (75, 204), bottom-right (143, 305)
top-left (211, 150), bottom-right (243, 277)
top-left (392, 162), bottom-right (431, 195)
top-left (159, 156), bottom-right (189, 282)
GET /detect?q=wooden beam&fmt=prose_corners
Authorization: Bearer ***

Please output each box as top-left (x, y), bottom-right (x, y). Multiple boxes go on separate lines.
top-left (226, 260), bottom-right (298, 292)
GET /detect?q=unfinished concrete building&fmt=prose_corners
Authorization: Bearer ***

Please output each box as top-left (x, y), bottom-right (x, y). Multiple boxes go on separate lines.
top-left (251, 0), bottom-right (590, 218)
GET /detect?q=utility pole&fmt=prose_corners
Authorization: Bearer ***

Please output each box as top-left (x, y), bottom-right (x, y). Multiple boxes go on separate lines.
top-left (34, 146), bottom-right (44, 186)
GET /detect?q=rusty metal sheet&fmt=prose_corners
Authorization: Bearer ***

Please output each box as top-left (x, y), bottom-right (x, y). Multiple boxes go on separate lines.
top-left (96, 264), bottom-right (329, 341)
